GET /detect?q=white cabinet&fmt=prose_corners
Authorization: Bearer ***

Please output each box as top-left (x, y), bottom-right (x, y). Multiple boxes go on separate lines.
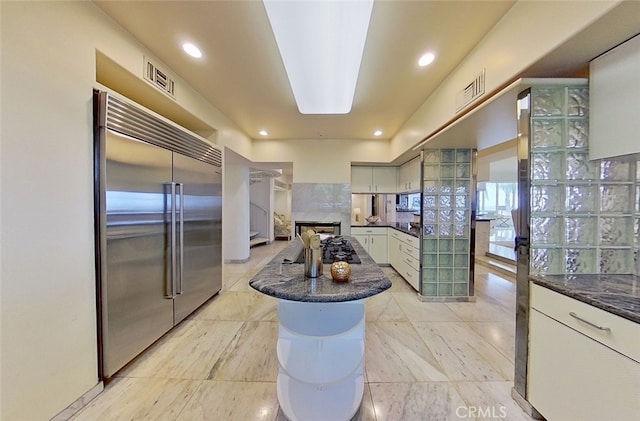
top-left (277, 300), bottom-right (366, 421)
top-left (398, 157), bottom-right (420, 193)
top-left (589, 33), bottom-right (640, 160)
top-left (528, 283), bottom-right (640, 421)
top-left (373, 167), bottom-right (397, 193)
top-left (351, 227), bottom-right (388, 264)
top-left (351, 166), bottom-right (397, 193)
top-left (351, 167), bottom-right (373, 193)
top-left (388, 229), bottom-right (419, 291)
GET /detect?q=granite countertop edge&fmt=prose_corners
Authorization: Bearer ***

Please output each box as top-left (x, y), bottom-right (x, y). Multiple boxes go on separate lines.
top-left (529, 274), bottom-right (640, 325)
top-left (249, 236), bottom-right (392, 303)
top-left (251, 281), bottom-right (391, 303)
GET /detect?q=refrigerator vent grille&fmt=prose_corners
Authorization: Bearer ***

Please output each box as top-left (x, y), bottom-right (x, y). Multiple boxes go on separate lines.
top-left (104, 94), bottom-right (222, 167)
top-left (144, 57), bottom-right (176, 98)
top-left (455, 69), bottom-right (485, 113)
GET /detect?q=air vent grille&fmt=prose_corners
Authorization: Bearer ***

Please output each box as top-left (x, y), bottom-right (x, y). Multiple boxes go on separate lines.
top-left (144, 57), bottom-right (176, 98)
top-left (102, 92), bottom-right (222, 167)
top-left (455, 69), bottom-right (485, 113)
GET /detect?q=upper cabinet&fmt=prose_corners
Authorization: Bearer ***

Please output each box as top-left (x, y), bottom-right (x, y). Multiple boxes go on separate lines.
top-left (351, 166), bottom-right (397, 193)
top-left (589, 34), bottom-right (640, 160)
top-left (397, 157), bottom-right (421, 193)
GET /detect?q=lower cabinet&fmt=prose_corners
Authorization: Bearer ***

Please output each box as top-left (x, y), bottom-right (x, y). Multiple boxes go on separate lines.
top-left (388, 229), bottom-right (419, 291)
top-left (277, 300), bottom-right (365, 421)
top-left (528, 283), bottom-right (640, 421)
top-left (351, 227), bottom-right (388, 264)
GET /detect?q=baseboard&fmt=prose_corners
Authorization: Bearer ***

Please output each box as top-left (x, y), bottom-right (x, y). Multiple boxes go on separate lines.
top-left (51, 381), bottom-right (103, 421)
top-left (224, 258), bottom-right (250, 264)
top-left (511, 388), bottom-right (544, 420)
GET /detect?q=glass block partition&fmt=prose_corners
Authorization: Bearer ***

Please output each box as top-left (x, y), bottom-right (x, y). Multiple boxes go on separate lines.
top-left (529, 86), bottom-right (640, 275)
top-left (422, 149), bottom-right (476, 297)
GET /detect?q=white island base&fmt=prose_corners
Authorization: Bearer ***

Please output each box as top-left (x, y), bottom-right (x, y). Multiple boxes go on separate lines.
top-left (276, 299), bottom-right (366, 421)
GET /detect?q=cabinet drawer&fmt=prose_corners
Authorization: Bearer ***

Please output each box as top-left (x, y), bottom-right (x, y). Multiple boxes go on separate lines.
top-left (400, 233), bottom-right (420, 248)
top-left (401, 234), bottom-right (419, 249)
top-left (398, 252), bottom-right (419, 271)
top-left (352, 227), bottom-right (386, 235)
top-left (399, 243), bottom-right (419, 260)
top-left (528, 309), bottom-right (640, 421)
top-left (391, 229), bottom-right (420, 248)
top-left (396, 259), bottom-right (419, 291)
top-left (531, 283), bottom-right (640, 363)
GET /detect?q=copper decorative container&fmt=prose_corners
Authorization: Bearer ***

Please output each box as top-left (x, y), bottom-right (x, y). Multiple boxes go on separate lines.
top-left (330, 261), bottom-right (351, 282)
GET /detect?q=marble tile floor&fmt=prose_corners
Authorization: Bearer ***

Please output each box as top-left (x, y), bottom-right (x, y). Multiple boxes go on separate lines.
top-left (72, 241), bottom-right (535, 421)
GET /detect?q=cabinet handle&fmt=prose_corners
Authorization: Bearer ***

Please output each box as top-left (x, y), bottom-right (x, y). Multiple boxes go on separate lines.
top-left (569, 312), bottom-right (611, 331)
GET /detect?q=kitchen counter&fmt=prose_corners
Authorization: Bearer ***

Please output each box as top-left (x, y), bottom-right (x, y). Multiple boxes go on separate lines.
top-left (529, 274), bottom-right (640, 324)
top-left (249, 236), bottom-right (391, 302)
top-left (351, 222), bottom-right (420, 238)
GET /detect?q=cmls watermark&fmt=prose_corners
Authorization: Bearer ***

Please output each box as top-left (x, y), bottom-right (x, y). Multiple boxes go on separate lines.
top-left (456, 405), bottom-right (507, 419)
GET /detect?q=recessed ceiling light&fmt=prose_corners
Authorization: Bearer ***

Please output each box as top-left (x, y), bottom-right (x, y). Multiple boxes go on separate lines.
top-left (259, 130), bottom-right (269, 136)
top-left (263, 0), bottom-right (374, 114)
top-left (182, 43), bottom-right (202, 58)
top-left (418, 52), bottom-right (435, 67)
top-left (374, 130), bottom-right (383, 136)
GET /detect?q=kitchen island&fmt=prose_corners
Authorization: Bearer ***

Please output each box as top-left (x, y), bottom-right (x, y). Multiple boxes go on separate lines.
top-left (249, 237), bottom-right (391, 421)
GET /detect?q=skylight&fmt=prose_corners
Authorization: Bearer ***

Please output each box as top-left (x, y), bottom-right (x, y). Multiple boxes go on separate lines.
top-left (263, 0), bottom-right (374, 114)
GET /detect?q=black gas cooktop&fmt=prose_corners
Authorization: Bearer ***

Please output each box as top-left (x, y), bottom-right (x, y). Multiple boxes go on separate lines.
top-left (295, 236), bottom-right (361, 264)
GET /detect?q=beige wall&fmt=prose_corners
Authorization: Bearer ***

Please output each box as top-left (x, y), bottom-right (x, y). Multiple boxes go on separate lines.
top-left (0, 2), bottom-right (251, 419)
top-left (390, 0), bottom-right (620, 159)
top-left (1, 2), bottom-right (99, 419)
top-left (253, 138), bottom-right (392, 183)
top-left (477, 139), bottom-right (518, 182)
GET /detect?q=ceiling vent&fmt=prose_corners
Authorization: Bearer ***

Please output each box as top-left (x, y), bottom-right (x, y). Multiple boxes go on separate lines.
top-left (143, 57), bottom-right (176, 99)
top-left (455, 69), bottom-right (485, 113)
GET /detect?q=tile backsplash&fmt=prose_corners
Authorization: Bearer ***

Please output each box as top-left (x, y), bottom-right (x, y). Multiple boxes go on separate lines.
top-left (528, 85), bottom-right (640, 276)
top-left (291, 183), bottom-right (352, 236)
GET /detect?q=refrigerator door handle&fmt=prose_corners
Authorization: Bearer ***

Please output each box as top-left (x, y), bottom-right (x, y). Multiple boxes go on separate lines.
top-left (167, 182), bottom-right (177, 299)
top-left (177, 183), bottom-right (185, 295)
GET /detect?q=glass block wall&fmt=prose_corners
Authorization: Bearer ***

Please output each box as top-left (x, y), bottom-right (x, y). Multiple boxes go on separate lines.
top-left (422, 149), bottom-right (475, 296)
top-left (529, 85), bottom-right (640, 275)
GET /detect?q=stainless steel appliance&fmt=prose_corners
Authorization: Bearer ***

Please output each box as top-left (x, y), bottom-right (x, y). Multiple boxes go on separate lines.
top-left (293, 236), bottom-right (362, 264)
top-left (93, 90), bottom-right (222, 379)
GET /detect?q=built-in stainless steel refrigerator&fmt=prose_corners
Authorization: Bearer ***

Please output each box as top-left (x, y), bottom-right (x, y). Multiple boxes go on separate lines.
top-left (93, 90), bottom-right (222, 379)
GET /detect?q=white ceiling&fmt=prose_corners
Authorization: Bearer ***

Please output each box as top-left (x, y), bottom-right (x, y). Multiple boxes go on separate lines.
top-left (94, 0), bottom-right (640, 150)
top-left (94, 0), bottom-right (515, 141)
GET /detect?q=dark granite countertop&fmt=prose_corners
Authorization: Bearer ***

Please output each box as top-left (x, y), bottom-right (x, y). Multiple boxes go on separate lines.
top-left (351, 222), bottom-right (420, 238)
top-left (249, 236), bottom-right (392, 302)
top-left (529, 274), bottom-right (640, 324)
